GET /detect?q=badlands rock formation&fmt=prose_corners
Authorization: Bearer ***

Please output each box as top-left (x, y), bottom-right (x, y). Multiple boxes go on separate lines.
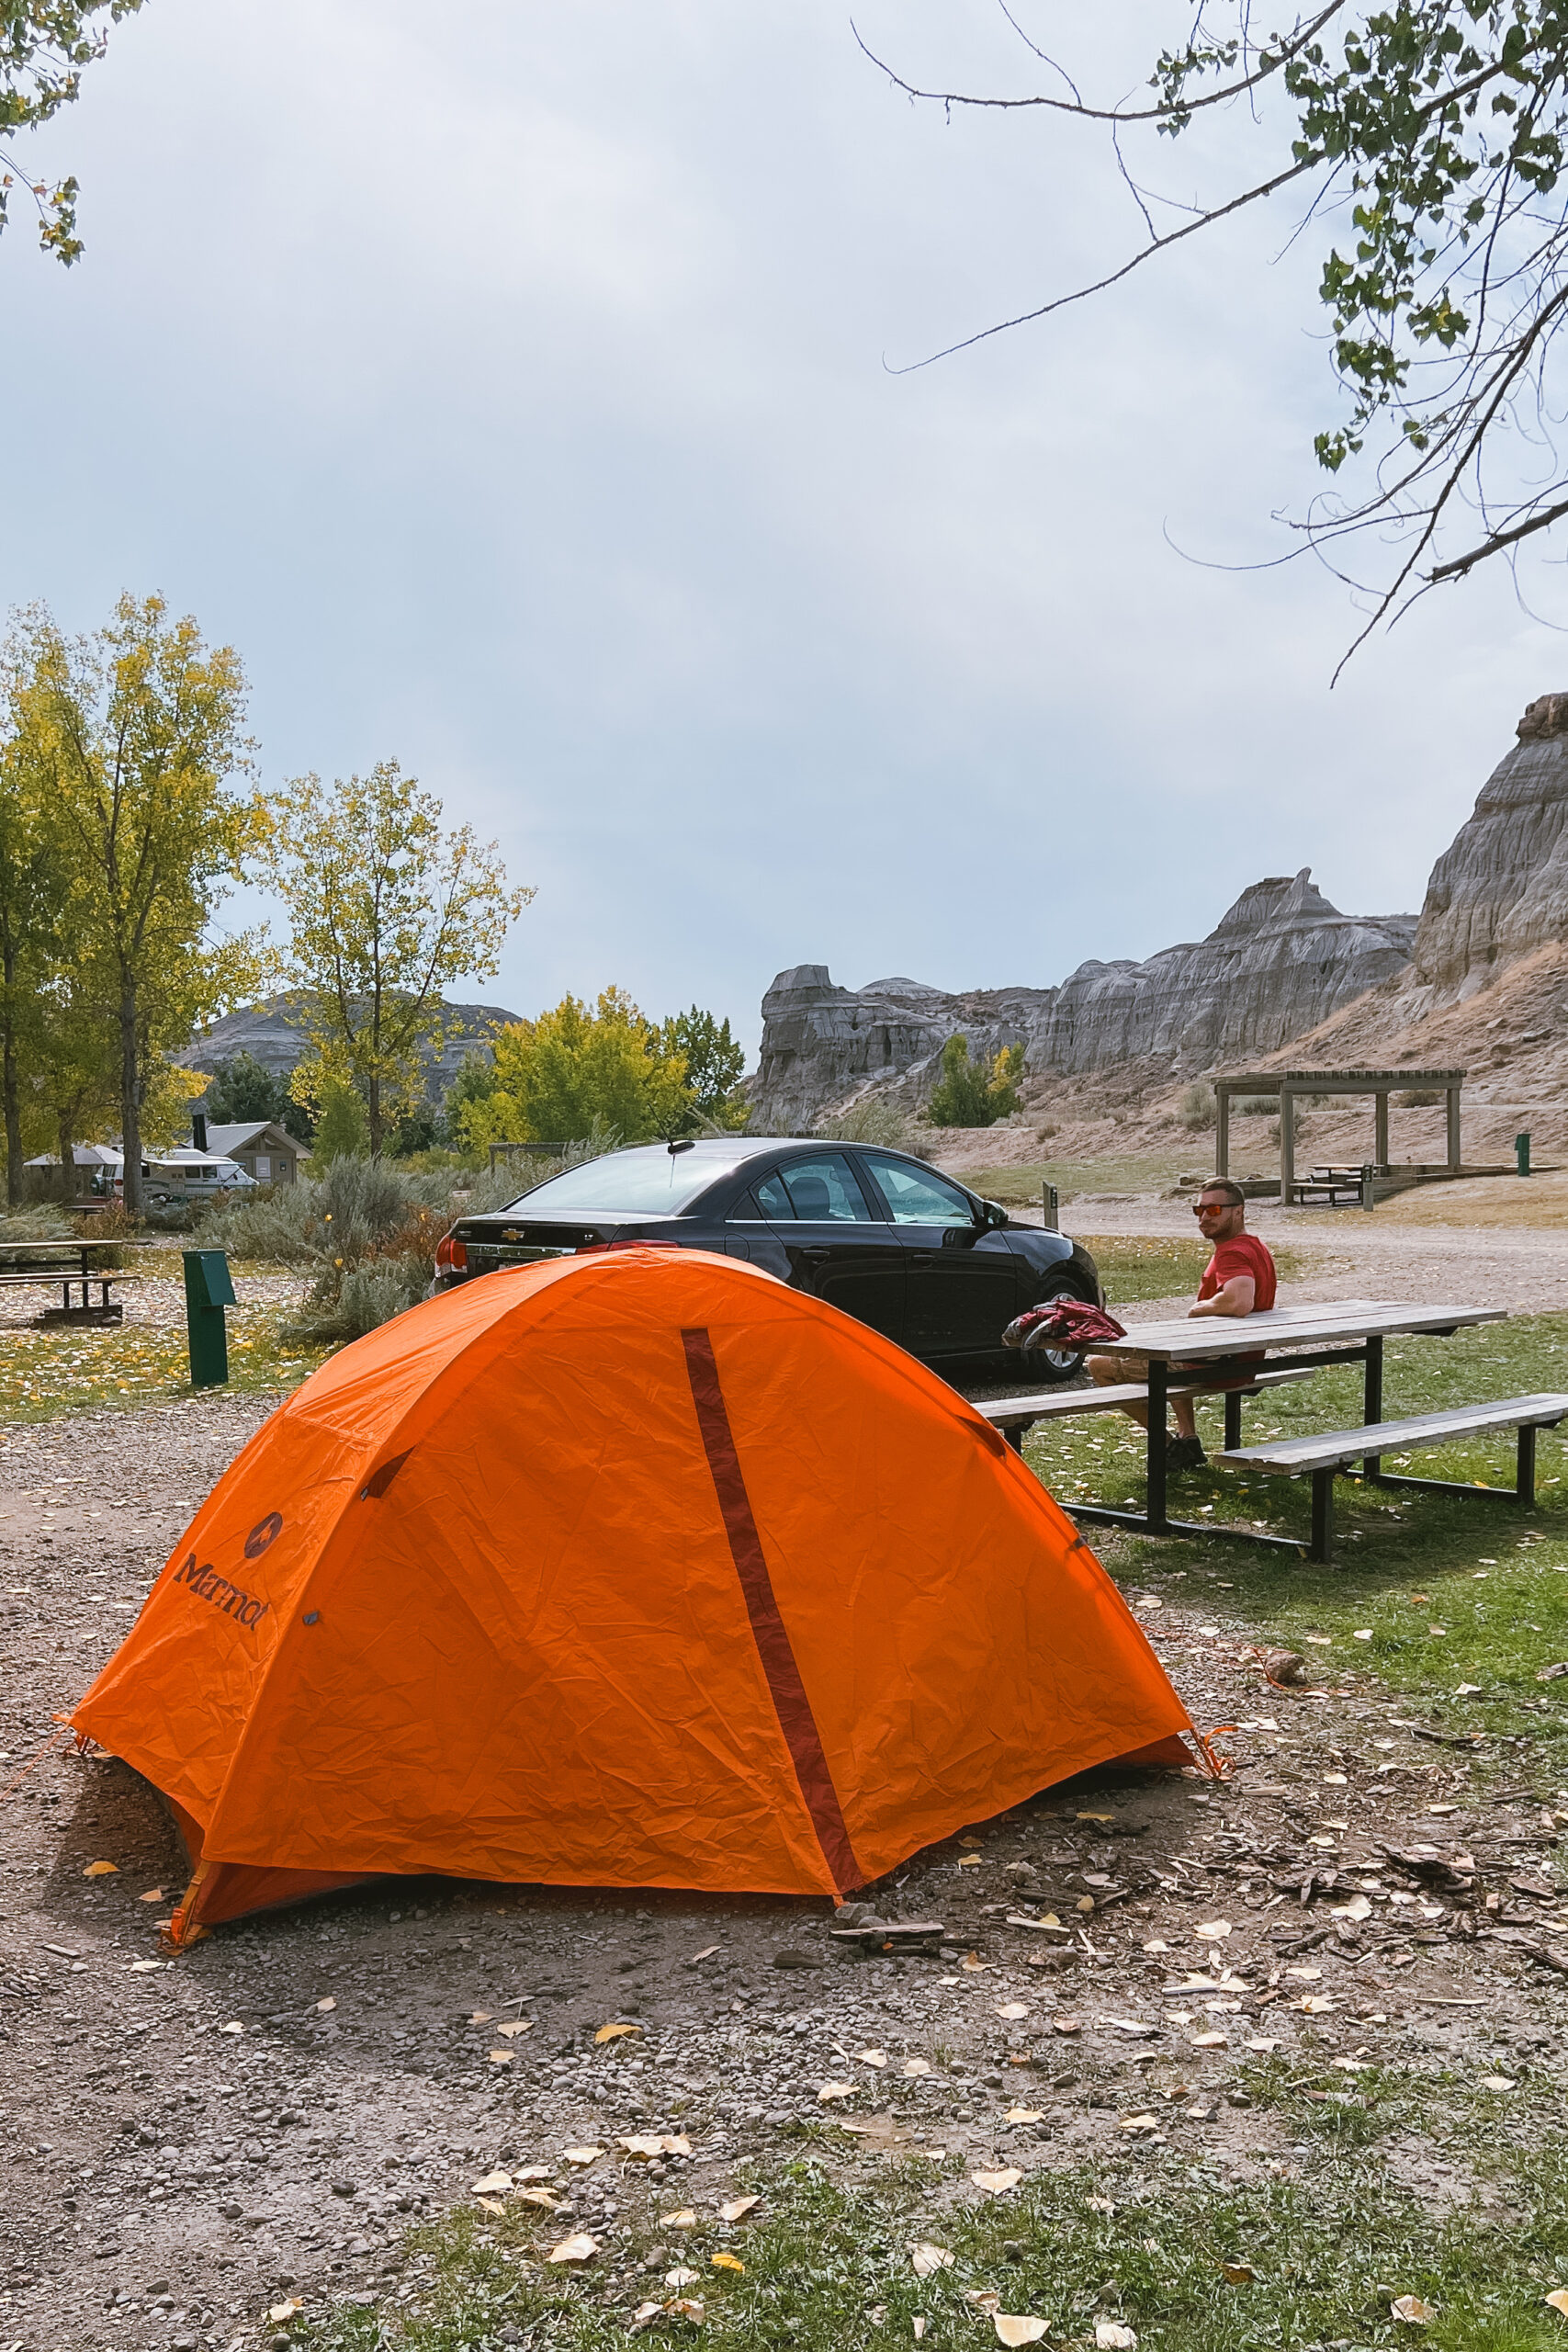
top-left (179, 994), bottom-right (524, 1099)
top-left (1408, 691), bottom-right (1568, 996)
top-left (750, 872), bottom-right (1416, 1130)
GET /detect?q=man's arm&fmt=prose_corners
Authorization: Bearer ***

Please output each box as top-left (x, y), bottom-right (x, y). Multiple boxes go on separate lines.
top-left (1188, 1275), bottom-right (1256, 1320)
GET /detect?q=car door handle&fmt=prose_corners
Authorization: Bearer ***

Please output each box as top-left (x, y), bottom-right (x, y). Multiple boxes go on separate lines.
top-left (801, 1248), bottom-right (831, 1262)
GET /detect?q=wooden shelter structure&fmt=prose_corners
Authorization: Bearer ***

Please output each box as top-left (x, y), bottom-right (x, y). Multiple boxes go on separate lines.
top-left (1213, 1068), bottom-right (1465, 1204)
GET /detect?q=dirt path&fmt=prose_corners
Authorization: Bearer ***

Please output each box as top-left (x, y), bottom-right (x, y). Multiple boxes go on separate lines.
top-left (4, 1402), bottom-right (1568, 2352)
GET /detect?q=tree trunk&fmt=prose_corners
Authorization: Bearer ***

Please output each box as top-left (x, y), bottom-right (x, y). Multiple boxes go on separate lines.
top-left (57, 1113), bottom-right (74, 1205)
top-left (367, 1070), bottom-right (383, 1158)
top-left (1, 933), bottom-right (18, 1211)
top-left (119, 981), bottom-right (141, 1216)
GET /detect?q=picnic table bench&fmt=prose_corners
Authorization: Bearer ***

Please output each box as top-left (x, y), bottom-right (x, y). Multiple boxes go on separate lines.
top-left (1021, 1296), bottom-right (1513, 1556)
top-left (1221, 1394), bottom-right (1568, 1562)
top-left (0, 1238), bottom-right (132, 1326)
top-left (975, 1363), bottom-right (1321, 1451)
top-left (1294, 1164), bottom-right (1374, 1208)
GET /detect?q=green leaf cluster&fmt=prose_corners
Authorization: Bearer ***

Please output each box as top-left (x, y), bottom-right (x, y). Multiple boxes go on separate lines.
top-left (926, 1034), bottom-right (1024, 1129)
top-left (450, 988), bottom-right (696, 1152)
top-left (0, 3), bottom-right (146, 264)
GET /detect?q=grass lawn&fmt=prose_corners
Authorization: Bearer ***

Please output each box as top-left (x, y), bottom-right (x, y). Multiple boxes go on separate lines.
top-left (1026, 1310), bottom-right (1568, 1761)
top-left (959, 1156), bottom-right (1199, 1207)
top-left (0, 1292), bottom-right (327, 1423)
top-left (288, 2115), bottom-right (1568, 2352)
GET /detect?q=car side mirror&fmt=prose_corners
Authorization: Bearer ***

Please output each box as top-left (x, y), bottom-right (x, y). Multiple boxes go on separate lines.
top-left (982, 1199), bottom-right (1009, 1229)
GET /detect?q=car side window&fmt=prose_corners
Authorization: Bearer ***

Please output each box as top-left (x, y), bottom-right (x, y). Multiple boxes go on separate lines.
top-left (748, 1170), bottom-right (795, 1220)
top-left (861, 1153), bottom-right (976, 1227)
top-left (779, 1154), bottom-right (874, 1222)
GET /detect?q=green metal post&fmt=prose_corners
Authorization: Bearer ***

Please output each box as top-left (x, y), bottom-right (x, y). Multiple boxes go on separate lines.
top-left (1517, 1130), bottom-right (1532, 1178)
top-left (183, 1249), bottom-right (236, 1387)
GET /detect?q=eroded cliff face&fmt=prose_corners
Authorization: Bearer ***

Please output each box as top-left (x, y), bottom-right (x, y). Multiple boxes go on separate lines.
top-left (750, 873), bottom-right (1417, 1130)
top-left (179, 995), bottom-right (524, 1099)
top-left (1411, 692), bottom-right (1568, 993)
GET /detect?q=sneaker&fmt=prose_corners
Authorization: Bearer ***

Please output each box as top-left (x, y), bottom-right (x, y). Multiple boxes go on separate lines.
top-left (1165, 1435), bottom-right (1207, 1473)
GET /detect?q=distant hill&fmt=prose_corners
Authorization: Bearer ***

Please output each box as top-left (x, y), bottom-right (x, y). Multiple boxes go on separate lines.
top-left (177, 994), bottom-right (523, 1101)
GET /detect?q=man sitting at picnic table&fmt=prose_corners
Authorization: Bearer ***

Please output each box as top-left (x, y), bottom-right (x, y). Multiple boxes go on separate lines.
top-left (1085, 1177), bottom-right (1277, 1474)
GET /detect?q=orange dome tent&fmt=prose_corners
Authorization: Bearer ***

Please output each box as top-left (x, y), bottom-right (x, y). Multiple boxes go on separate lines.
top-left (70, 1247), bottom-right (1204, 1944)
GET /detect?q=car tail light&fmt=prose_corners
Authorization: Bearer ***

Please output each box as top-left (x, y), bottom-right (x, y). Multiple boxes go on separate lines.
top-left (434, 1233), bottom-right (468, 1272)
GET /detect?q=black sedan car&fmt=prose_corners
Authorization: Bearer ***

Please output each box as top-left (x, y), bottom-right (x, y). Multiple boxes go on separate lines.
top-left (434, 1137), bottom-right (1100, 1376)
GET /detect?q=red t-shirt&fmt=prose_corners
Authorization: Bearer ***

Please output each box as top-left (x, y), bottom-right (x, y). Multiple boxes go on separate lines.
top-left (1199, 1234), bottom-right (1277, 1312)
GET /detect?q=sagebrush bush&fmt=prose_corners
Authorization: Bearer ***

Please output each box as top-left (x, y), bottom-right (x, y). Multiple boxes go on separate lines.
top-left (1179, 1081), bottom-right (1216, 1131)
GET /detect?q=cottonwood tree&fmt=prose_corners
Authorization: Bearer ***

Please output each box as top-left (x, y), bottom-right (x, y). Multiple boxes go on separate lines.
top-left (6, 595), bottom-right (260, 1212)
top-left (265, 760), bottom-right (532, 1158)
top-left (3, 2), bottom-right (146, 263)
top-left (0, 724), bottom-right (67, 1201)
top-left (451, 989), bottom-right (693, 1153)
top-left (869, 4), bottom-right (1568, 652)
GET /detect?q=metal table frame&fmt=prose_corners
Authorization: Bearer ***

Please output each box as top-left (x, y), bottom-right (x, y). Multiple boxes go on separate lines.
top-left (1065, 1300), bottom-right (1507, 1555)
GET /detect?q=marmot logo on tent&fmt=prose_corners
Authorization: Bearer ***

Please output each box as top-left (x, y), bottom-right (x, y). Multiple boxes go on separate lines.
top-left (173, 1553), bottom-right (269, 1630)
top-left (244, 1511), bottom-right (283, 1559)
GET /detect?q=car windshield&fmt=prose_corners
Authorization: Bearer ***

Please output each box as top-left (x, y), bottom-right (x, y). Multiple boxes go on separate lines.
top-left (507, 1148), bottom-right (750, 1217)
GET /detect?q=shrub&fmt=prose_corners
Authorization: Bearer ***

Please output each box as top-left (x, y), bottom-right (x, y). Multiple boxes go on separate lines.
top-left (818, 1098), bottom-right (931, 1159)
top-left (1179, 1081), bottom-right (1216, 1131)
top-left (0, 1206), bottom-right (78, 1242)
top-left (1396, 1088), bottom-right (1443, 1107)
top-left (927, 1037), bottom-right (1025, 1128)
top-left (1231, 1092), bottom-right (1280, 1116)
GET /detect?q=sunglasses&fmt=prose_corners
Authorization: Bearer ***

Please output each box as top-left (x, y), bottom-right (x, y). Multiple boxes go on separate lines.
top-left (1192, 1201), bottom-right (1231, 1216)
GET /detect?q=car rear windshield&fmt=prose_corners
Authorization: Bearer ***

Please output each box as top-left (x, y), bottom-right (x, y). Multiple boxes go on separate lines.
top-left (507, 1148), bottom-right (750, 1217)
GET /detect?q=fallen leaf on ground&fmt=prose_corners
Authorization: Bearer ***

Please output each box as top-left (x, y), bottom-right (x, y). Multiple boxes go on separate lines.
top-left (903, 2057), bottom-right (932, 2077)
top-left (962, 1953), bottom-right (991, 1972)
top-left (596, 2021), bottom-right (640, 2042)
top-left (660, 2210), bottom-right (699, 2228)
top-left (972, 2168), bottom-right (1024, 2194)
top-left (515, 2165), bottom-right (552, 2182)
top-left (477, 2196), bottom-right (506, 2215)
top-left (1096, 2324), bottom-right (1137, 2349)
top-left (488, 2050), bottom-right (513, 2066)
top-left (710, 2253), bottom-right (744, 2273)
top-left (1286, 1967), bottom-right (1323, 1982)
top-left (494, 2019), bottom-right (533, 2039)
top-left (818, 2082), bottom-right (859, 2103)
top-left (1391, 2297), bottom-right (1436, 2324)
top-left (859, 2047), bottom-right (887, 2066)
top-left (469, 2010), bottom-right (492, 2023)
top-left (665, 2299), bottom-right (705, 2324)
top-left (219, 2020), bottom-right (243, 2036)
top-left (1008, 1913), bottom-right (1066, 1933)
top-left (995, 2318), bottom-right (1048, 2346)
top-left (958, 1854), bottom-right (982, 1868)
top-left (718, 2197), bottom-right (760, 2222)
top-left (564, 2145), bottom-right (603, 2166)
top-left (516, 2189), bottom-right (558, 2210)
top-left (1106, 2018), bottom-right (1158, 2038)
top-left (620, 2134), bottom-right (693, 2159)
top-left (1544, 2289), bottom-right (1568, 2317)
top-left (1193, 1919), bottom-right (1233, 1941)
top-left (547, 2233), bottom-right (600, 2265)
top-left (1052, 2015), bottom-right (1082, 2035)
top-left (138, 1888), bottom-right (164, 1902)
top-left (1221, 2261), bottom-right (1258, 2284)
top-left (909, 2244), bottom-right (954, 2278)
top-left (1331, 1896), bottom-right (1373, 1922)
top-left (1298, 1996), bottom-right (1338, 2015)
top-left (966, 2291), bottom-right (1001, 2315)
top-left (1077, 1811), bottom-right (1114, 1823)
top-left (83, 1860), bottom-right (118, 1878)
top-left (665, 2267), bottom-right (701, 2289)
top-left (915, 2321), bottom-right (928, 2342)
top-left (1244, 2037), bottom-right (1280, 2053)
top-left (267, 2300), bottom-right (304, 2323)
top-left (1190, 2031), bottom-right (1228, 2049)
top-left (686, 1945), bottom-right (720, 1964)
top-left (315, 1997), bottom-right (336, 2014)
top-left (1481, 2075), bottom-right (1516, 2091)
top-left (470, 2171), bottom-right (513, 2194)
top-left (1120, 2114), bottom-right (1161, 2135)
top-left (1006, 2107), bottom-right (1043, 2124)
top-left (631, 2303), bottom-right (664, 2330)
top-left (1087, 2197), bottom-right (1117, 2214)
top-left (996, 2002), bottom-right (1030, 2020)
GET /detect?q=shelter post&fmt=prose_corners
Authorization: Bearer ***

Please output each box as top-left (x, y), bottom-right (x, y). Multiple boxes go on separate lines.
top-left (1279, 1086), bottom-right (1296, 1202)
top-left (1214, 1082), bottom-right (1231, 1181)
top-left (1447, 1086), bottom-right (1462, 1170)
top-left (1374, 1091), bottom-right (1389, 1170)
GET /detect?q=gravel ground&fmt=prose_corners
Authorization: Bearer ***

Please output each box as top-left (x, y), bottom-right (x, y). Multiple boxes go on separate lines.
top-left (5, 1398), bottom-right (1568, 2352)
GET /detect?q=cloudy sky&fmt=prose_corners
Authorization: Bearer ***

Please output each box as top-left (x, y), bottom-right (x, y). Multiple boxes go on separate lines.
top-left (3, 2), bottom-right (1562, 1054)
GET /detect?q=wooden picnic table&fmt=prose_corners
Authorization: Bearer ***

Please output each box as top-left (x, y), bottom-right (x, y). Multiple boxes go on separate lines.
top-left (1066, 1296), bottom-right (1507, 1555)
top-left (0, 1238), bottom-right (133, 1326)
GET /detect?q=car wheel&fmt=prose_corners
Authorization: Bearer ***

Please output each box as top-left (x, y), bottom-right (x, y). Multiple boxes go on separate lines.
top-left (1019, 1283), bottom-right (1091, 1384)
